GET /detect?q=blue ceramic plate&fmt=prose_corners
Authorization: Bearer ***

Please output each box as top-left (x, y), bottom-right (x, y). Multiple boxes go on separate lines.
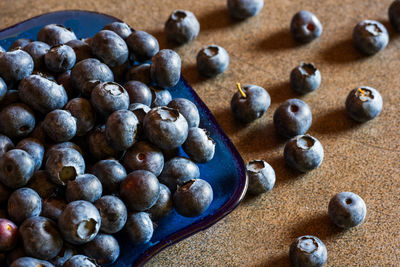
top-left (0, 10), bottom-right (247, 266)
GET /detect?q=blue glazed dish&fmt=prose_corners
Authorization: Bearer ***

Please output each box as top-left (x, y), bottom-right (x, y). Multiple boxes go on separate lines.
top-left (0, 10), bottom-right (247, 266)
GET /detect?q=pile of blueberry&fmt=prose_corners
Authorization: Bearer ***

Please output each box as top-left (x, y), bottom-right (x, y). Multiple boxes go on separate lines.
top-left (0, 11), bottom-right (221, 266)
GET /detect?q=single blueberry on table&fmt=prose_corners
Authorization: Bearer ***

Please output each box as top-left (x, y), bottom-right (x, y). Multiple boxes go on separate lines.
top-left (19, 216), bottom-right (63, 260)
top-left (273, 98), bottom-right (312, 138)
top-left (0, 149), bottom-right (35, 189)
top-left (0, 103), bottom-right (36, 139)
top-left (82, 234), bottom-right (120, 265)
top-left (150, 49), bottom-right (181, 88)
top-left (122, 140), bottom-right (164, 176)
top-left (124, 80), bottom-right (152, 106)
top-left (18, 75), bottom-right (68, 114)
top-left (22, 41), bottom-right (50, 70)
top-left (44, 44), bottom-right (76, 73)
top-left (227, 0), bottom-right (264, 20)
top-left (65, 39), bottom-right (94, 62)
top-left (8, 187), bottom-right (41, 224)
top-left (231, 83), bottom-right (271, 123)
top-left (66, 174), bottom-right (102, 203)
top-left (10, 257), bottom-right (54, 267)
top-left (0, 134), bottom-right (14, 158)
top-left (165, 10), bottom-right (200, 44)
top-left (126, 63), bottom-right (151, 85)
top-left (9, 38), bottom-right (32, 50)
top-left (147, 183), bottom-right (173, 221)
top-left (90, 30), bottom-right (129, 68)
top-left (197, 45), bottom-right (229, 77)
top-left (37, 24), bottom-right (77, 46)
top-left (150, 86), bottom-right (172, 107)
top-left (159, 156), bottom-right (200, 192)
top-left (290, 62), bottom-right (321, 94)
top-left (105, 109), bottom-right (139, 151)
top-left (173, 179), bottom-right (213, 217)
top-left (143, 106), bottom-right (189, 150)
top-left (91, 159), bottom-right (127, 195)
top-left (345, 86), bottom-right (383, 122)
top-left (328, 192), bottom-right (367, 229)
top-left (0, 49), bottom-right (34, 87)
top-left (43, 109), bottom-right (77, 142)
top-left (126, 30), bottom-right (159, 62)
top-left (182, 127), bottom-right (216, 163)
top-left (103, 21), bottom-right (132, 40)
top-left (70, 58), bottom-right (114, 96)
top-left (65, 98), bottom-right (96, 136)
top-left (167, 98), bottom-right (200, 128)
top-left (0, 218), bottom-right (18, 251)
top-left (125, 212), bottom-right (154, 245)
top-left (289, 235), bottom-right (327, 267)
top-left (87, 125), bottom-right (123, 160)
top-left (290, 10), bottom-right (323, 43)
top-left (284, 135), bottom-right (324, 172)
top-left (16, 138), bottom-right (44, 171)
top-left (58, 200), bottom-right (101, 245)
top-left (246, 160), bottom-right (275, 195)
top-left (94, 195), bottom-right (127, 234)
top-left (389, 0), bottom-right (400, 31)
top-left (63, 255), bottom-right (97, 267)
top-left (120, 170), bottom-right (160, 211)
top-left (353, 20), bottom-right (389, 55)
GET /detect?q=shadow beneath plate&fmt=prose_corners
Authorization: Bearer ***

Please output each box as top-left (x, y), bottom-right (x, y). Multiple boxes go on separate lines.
top-left (310, 108), bottom-right (361, 134)
top-left (257, 29), bottom-right (302, 51)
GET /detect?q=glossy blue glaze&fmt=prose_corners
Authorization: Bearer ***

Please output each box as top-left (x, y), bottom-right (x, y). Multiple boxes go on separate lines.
top-left (0, 10), bottom-right (247, 266)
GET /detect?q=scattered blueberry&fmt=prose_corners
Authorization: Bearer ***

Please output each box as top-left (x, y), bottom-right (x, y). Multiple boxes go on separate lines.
top-left (246, 160), bottom-right (275, 195)
top-left (182, 127), bottom-right (215, 163)
top-left (43, 109), bottom-right (77, 142)
top-left (165, 10), bottom-right (200, 44)
top-left (103, 22), bottom-right (132, 40)
top-left (91, 159), bottom-right (127, 195)
top-left (0, 218), bottom-right (18, 251)
top-left (37, 24), bottom-right (77, 46)
top-left (0, 49), bottom-right (34, 87)
top-left (290, 10), bottom-right (323, 43)
top-left (65, 98), bottom-right (96, 136)
top-left (22, 41), bottom-right (50, 70)
top-left (125, 212), bottom-right (153, 245)
top-left (289, 235), bottom-right (327, 267)
top-left (90, 30), bottom-right (129, 67)
top-left (167, 98), bottom-right (200, 128)
top-left (0, 103), bottom-right (36, 139)
top-left (0, 149), bottom-right (35, 189)
top-left (8, 187), bottom-right (41, 224)
top-left (345, 86), bottom-right (383, 122)
top-left (90, 81), bottom-right (129, 117)
top-left (44, 44), bottom-right (76, 73)
top-left (150, 49), bottom-right (181, 88)
top-left (16, 138), bottom-right (44, 171)
top-left (66, 174), bottom-right (102, 203)
top-left (82, 234), bottom-right (120, 265)
top-left (328, 192), bottom-right (367, 228)
top-left (126, 30), bottom-right (159, 62)
top-left (147, 183), bottom-right (173, 221)
top-left (353, 20), bottom-right (389, 55)
top-left (197, 45), bottom-right (229, 77)
top-left (95, 195), bottom-right (127, 234)
top-left (290, 62), bottom-right (321, 94)
top-left (227, 0), bottom-right (264, 19)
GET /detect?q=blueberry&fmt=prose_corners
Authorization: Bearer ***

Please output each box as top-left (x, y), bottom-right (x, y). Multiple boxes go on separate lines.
top-left (150, 49), bottom-right (181, 88)
top-left (227, 0), bottom-right (264, 19)
top-left (70, 58), bottom-right (114, 95)
top-left (66, 39), bottom-right (94, 62)
top-left (0, 182), bottom-right (11, 206)
top-left (122, 140), bottom-right (164, 176)
top-left (56, 70), bottom-right (78, 98)
top-left (158, 157), bottom-right (200, 192)
top-left (0, 103), bottom-right (35, 139)
top-left (167, 98), bottom-right (200, 128)
top-left (22, 41), bottom-right (50, 70)
top-left (19, 216), bottom-right (63, 260)
top-left (273, 98), bottom-right (312, 138)
top-left (94, 195), bottom-right (127, 234)
top-left (289, 235), bottom-right (327, 267)
top-left (120, 170), bottom-right (160, 211)
top-left (87, 125), bottom-right (122, 160)
top-left (0, 134), bottom-right (14, 158)
top-left (328, 192), bottom-right (367, 228)
top-left (353, 20), bottom-right (389, 55)
top-left (90, 30), bottom-right (129, 67)
top-left (9, 39), bottom-right (32, 50)
top-left (165, 10), bottom-right (200, 44)
top-left (125, 212), bottom-right (153, 245)
top-left (246, 160), bottom-right (275, 195)
top-left (41, 196), bottom-right (66, 222)
top-left (196, 45), bottom-right (229, 77)
top-left (231, 83), bottom-right (271, 123)
top-left (45, 142), bottom-right (84, 162)
top-left (37, 24), bottom-right (77, 46)
top-left (126, 31), bottom-right (159, 62)
top-left (82, 234), bottom-right (120, 265)
top-left (0, 218), bottom-right (18, 251)
top-left (147, 183), bottom-right (172, 221)
top-left (173, 179), bottom-right (213, 217)
top-left (0, 149), bottom-right (35, 189)
top-left (16, 138), bottom-right (44, 171)
top-left (110, 61), bottom-right (129, 83)
top-left (0, 49), bottom-right (34, 87)
top-left (143, 106), bottom-right (188, 150)
top-left (126, 63), bottom-right (151, 84)
top-left (389, 0), bottom-right (400, 31)
top-left (105, 110), bottom-right (139, 151)
top-left (63, 255), bottom-right (97, 267)
top-left (284, 135), bottom-right (324, 172)
top-left (290, 10), bottom-right (323, 43)
top-left (0, 89), bottom-right (19, 108)
top-left (8, 188), bottom-right (41, 224)
top-left (150, 87), bottom-right (172, 107)
top-left (44, 44), bottom-right (76, 73)
top-left (58, 200), bottom-right (101, 245)
top-left (0, 77), bottom-right (6, 102)
top-left (345, 86), bottom-right (383, 122)
top-left (18, 75), bottom-right (68, 114)
top-left (65, 98), bottom-right (96, 136)
top-left (45, 147), bottom-right (85, 186)
top-left (182, 127), bottom-right (215, 163)
top-left (10, 257), bottom-right (54, 267)
top-left (50, 243), bottom-right (76, 267)
top-left (91, 159), bottom-right (127, 195)
top-left (90, 81), bottom-right (129, 117)
top-left (66, 174), bottom-right (102, 203)
top-left (43, 110), bottom-right (77, 142)
top-left (290, 62), bottom-right (321, 94)
top-left (103, 22), bottom-right (132, 40)
top-left (124, 81), bottom-right (152, 106)
top-left (128, 103), bottom-right (151, 123)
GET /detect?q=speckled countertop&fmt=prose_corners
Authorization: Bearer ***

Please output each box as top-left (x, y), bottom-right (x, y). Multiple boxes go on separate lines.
top-left (0, 0), bottom-right (399, 266)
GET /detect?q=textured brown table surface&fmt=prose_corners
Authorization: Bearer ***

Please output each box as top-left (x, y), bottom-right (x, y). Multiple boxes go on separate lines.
top-left (1, 0), bottom-right (399, 266)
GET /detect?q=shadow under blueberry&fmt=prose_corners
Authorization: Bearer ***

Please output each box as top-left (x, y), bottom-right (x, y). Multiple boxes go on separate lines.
top-left (310, 108), bottom-right (361, 134)
top-left (197, 7), bottom-right (242, 32)
top-left (181, 63), bottom-right (213, 86)
top-left (268, 156), bottom-right (305, 186)
top-left (257, 29), bottom-right (302, 51)
top-left (261, 254), bottom-right (291, 267)
top-left (266, 81), bottom-right (302, 105)
top-left (321, 38), bottom-right (365, 64)
top-left (380, 19), bottom-right (399, 40)
top-left (146, 29), bottom-right (183, 51)
top-left (211, 106), bottom-right (248, 137)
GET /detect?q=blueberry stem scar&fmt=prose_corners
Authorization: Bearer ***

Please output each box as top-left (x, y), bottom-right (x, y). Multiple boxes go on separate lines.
top-left (236, 83), bottom-right (246, 98)
top-left (358, 88), bottom-right (366, 96)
